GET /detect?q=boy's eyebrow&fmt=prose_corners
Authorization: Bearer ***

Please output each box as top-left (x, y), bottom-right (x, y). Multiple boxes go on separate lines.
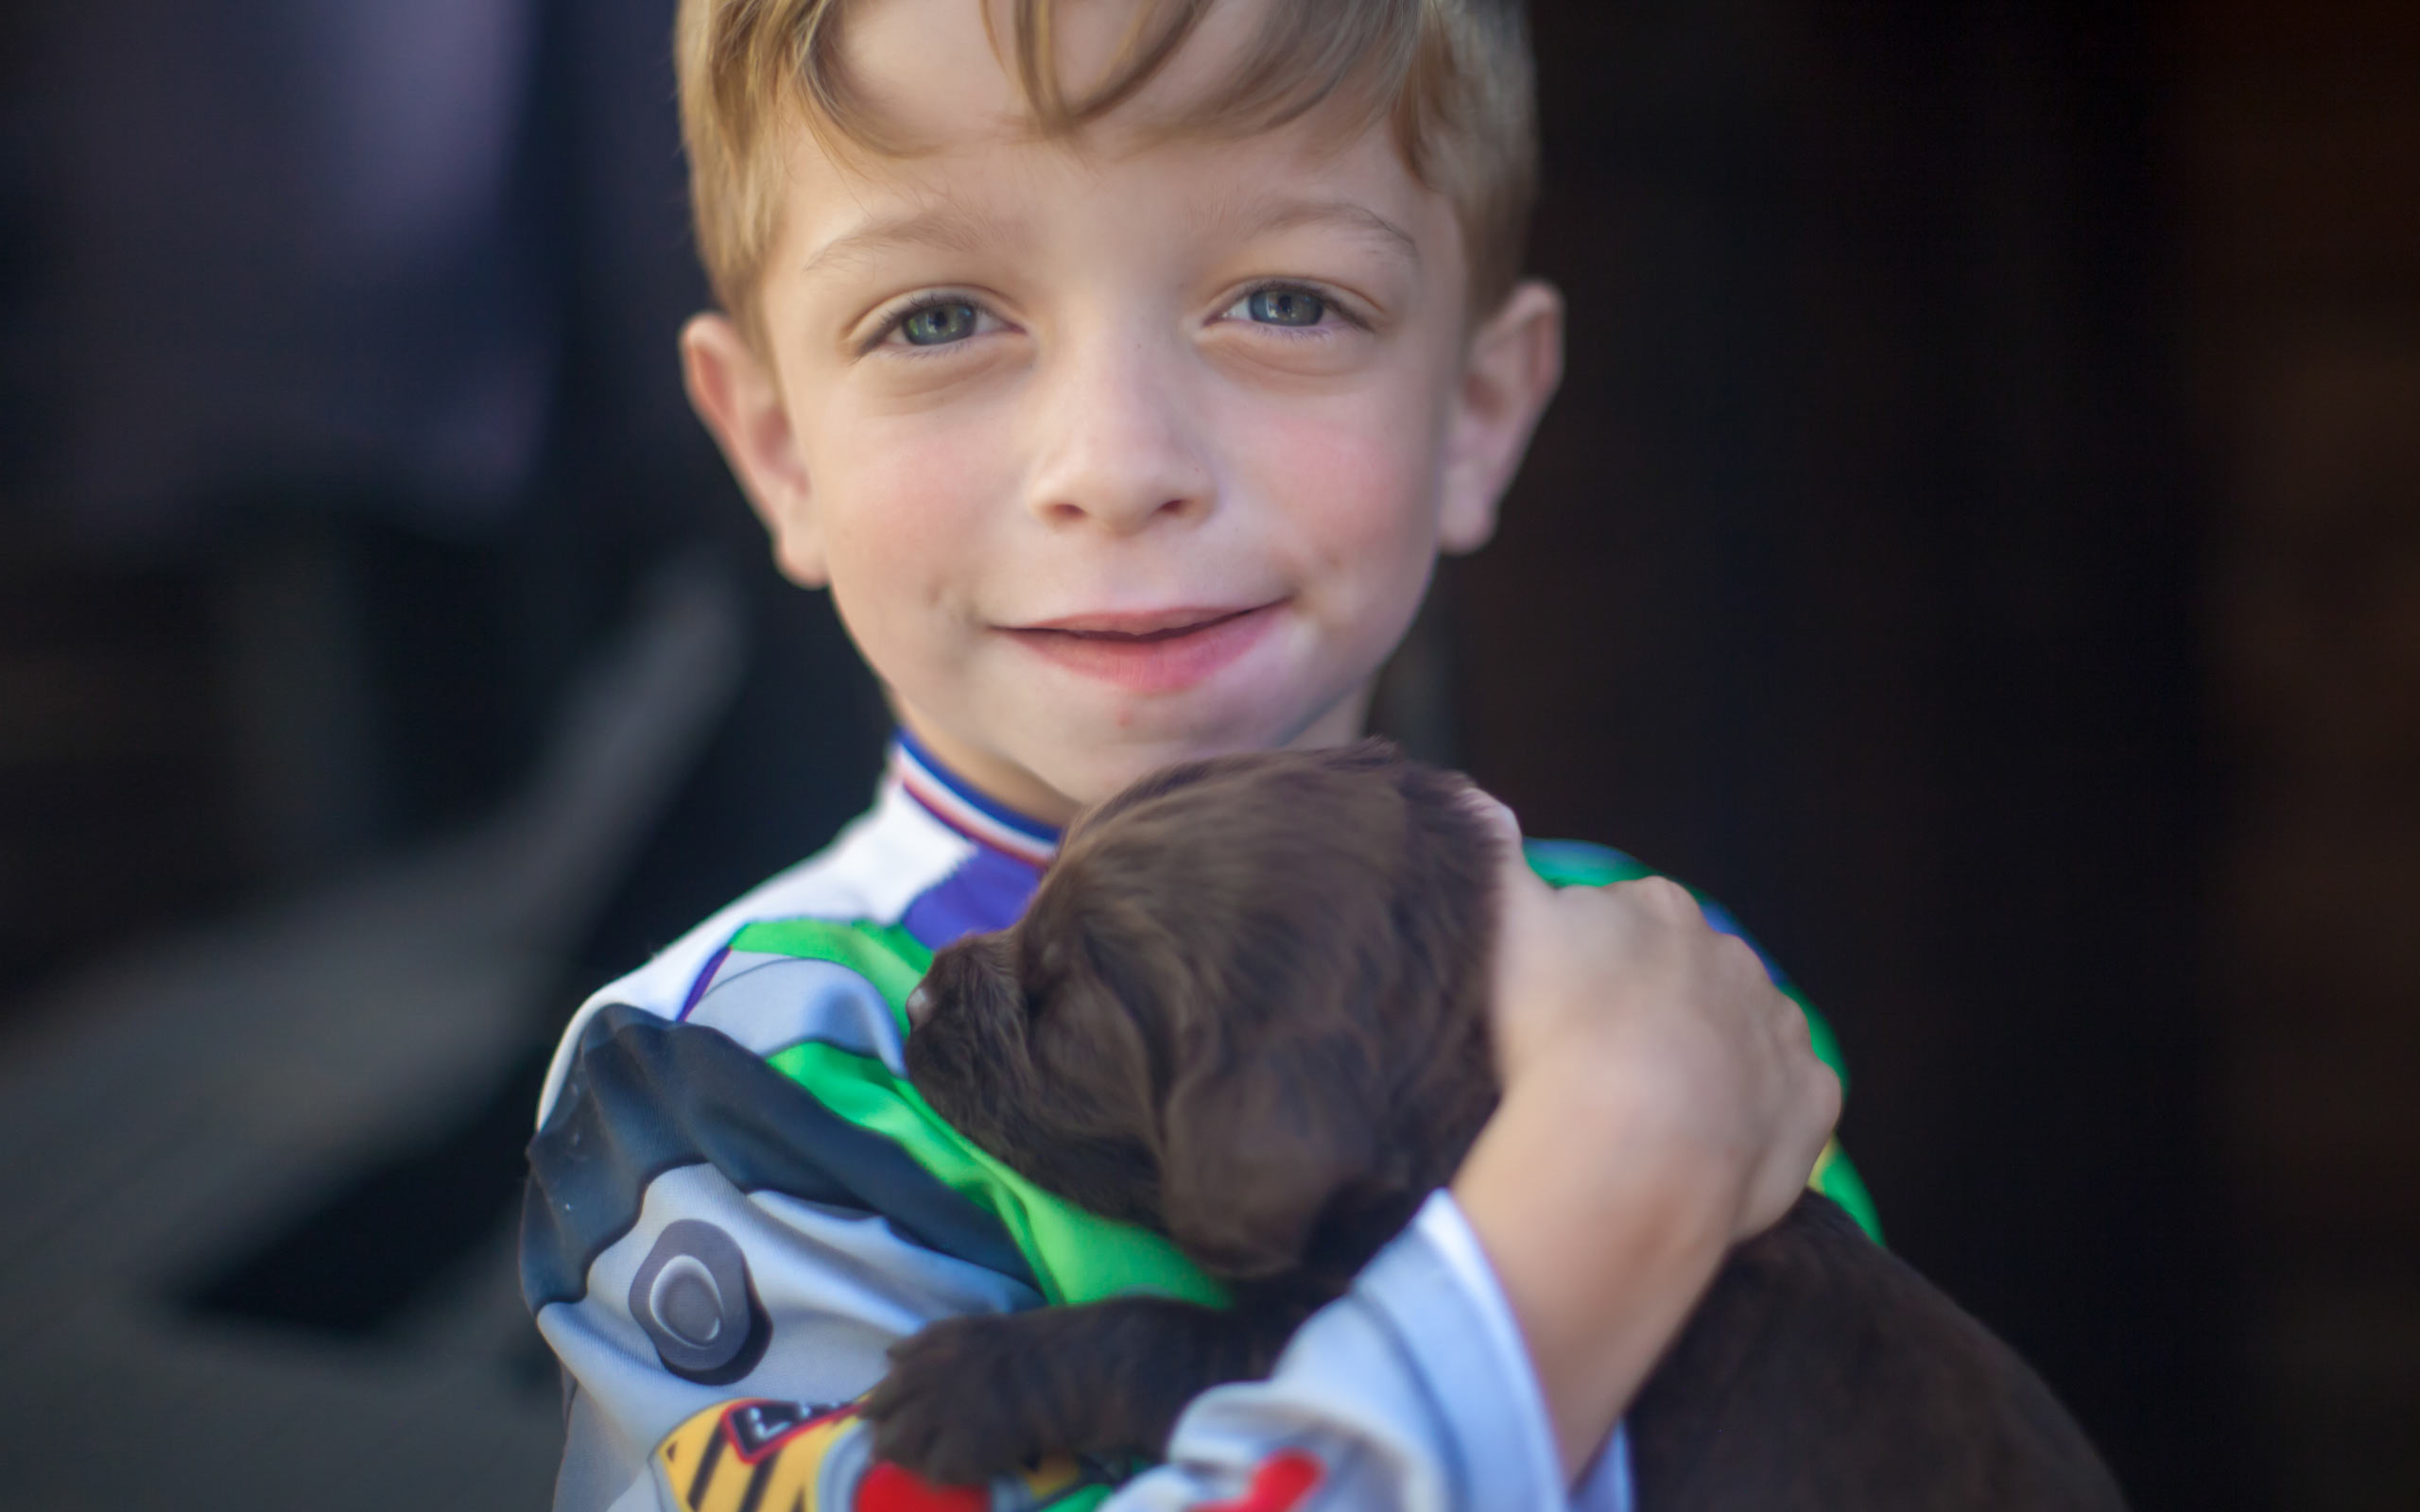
top-left (799, 198), bottom-right (1419, 281)
top-left (1230, 198), bottom-right (1422, 268)
top-left (800, 204), bottom-right (1011, 278)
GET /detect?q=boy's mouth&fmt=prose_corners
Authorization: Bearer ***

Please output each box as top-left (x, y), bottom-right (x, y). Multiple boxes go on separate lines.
top-left (1001, 604), bottom-right (1282, 694)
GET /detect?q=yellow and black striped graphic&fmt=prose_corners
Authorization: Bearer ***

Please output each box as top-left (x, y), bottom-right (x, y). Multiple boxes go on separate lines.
top-left (655, 1400), bottom-right (1112, 1512)
top-left (657, 1399), bottom-right (859, 1512)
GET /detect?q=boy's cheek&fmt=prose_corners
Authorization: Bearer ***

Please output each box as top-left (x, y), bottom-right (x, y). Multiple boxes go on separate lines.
top-left (815, 418), bottom-right (1014, 556)
top-left (1229, 400), bottom-right (1440, 545)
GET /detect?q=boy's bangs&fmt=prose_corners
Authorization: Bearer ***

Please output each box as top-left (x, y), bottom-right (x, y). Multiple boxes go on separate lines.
top-left (1008, 0), bottom-right (1416, 148)
top-left (790, 0), bottom-right (1419, 160)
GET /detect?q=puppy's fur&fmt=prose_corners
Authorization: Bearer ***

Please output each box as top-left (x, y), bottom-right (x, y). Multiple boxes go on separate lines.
top-left (865, 742), bottom-right (2126, 1510)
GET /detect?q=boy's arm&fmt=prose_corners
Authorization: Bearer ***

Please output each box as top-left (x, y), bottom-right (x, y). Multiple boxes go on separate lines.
top-left (1114, 1191), bottom-right (1583, 1512)
top-left (1462, 833), bottom-right (1842, 1475)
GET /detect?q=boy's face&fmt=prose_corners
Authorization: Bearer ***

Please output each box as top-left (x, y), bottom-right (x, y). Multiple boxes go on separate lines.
top-left (685, 0), bottom-right (1561, 822)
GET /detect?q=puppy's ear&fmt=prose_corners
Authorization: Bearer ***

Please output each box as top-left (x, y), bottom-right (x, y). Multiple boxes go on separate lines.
top-left (1159, 1040), bottom-right (1382, 1280)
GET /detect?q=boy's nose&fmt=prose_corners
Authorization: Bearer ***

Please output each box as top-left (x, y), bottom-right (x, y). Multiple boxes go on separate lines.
top-left (1022, 340), bottom-right (1215, 534)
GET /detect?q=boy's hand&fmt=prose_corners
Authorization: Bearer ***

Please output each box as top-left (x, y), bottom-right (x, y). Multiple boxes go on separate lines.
top-left (1480, 805), bottom-right (1839, 1242)
top-left (1451, 796), bottom-right (1841, 1474)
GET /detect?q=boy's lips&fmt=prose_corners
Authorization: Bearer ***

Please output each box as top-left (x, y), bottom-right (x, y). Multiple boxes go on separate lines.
top-left (1000, 603), bottom-right (1282, 693)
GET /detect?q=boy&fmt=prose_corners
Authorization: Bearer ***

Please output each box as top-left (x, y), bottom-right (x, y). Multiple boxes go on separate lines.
top-left (522, 1), bottom-right (1848, 1507)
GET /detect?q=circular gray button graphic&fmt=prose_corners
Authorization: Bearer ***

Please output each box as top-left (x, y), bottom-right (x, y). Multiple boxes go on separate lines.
top-left (628, 1219), bottom-right (768, 1383)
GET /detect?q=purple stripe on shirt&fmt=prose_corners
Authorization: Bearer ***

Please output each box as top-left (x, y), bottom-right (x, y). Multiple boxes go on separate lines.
top-left (677, 944), bottom-right (732, 1021)
top-left (900, 847), bottom-right (1045, 951)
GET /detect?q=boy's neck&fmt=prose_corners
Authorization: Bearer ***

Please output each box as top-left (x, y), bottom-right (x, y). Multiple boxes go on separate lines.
top-left (893, 711), bottom-right (1084, 830)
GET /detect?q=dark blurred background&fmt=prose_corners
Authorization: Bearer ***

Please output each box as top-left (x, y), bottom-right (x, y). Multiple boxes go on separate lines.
top-left (1, 1), bottom-right (2412, 1507)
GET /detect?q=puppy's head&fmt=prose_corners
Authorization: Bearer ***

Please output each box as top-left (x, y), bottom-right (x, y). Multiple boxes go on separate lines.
top-left (906, 740), bottom-right (1504, 1283)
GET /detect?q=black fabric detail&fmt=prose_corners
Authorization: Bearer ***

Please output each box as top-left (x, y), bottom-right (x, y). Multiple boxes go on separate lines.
top-left (520, 1003), bottom-right (1037, 1312)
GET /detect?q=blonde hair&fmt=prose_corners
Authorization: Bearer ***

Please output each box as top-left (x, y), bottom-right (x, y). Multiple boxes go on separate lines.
top-left (676, 0), bottom-right (1537, 342)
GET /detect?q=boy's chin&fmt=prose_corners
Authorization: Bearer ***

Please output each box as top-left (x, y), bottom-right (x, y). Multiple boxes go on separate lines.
top-left (1023, 713), bottom-right (1369, 814)
top-left (1029, 739), bottom-right (1256, 812)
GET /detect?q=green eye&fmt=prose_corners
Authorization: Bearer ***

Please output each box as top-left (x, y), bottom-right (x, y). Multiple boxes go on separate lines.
top-left (900, 301), bottom-right (979, 346)
top-left (1245, 287), bottom-right (1325, 327)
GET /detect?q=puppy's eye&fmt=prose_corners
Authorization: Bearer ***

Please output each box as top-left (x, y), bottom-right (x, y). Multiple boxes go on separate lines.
top-left (905, 986), bottom-right (933, 1027)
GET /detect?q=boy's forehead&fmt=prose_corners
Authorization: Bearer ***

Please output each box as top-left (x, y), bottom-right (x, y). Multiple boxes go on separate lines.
top-left (841, 0), bottom-right (1031, 145)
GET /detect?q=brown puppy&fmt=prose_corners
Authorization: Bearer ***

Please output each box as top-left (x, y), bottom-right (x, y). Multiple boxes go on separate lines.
top-left (865, 741), bottom-right (2127, 1510)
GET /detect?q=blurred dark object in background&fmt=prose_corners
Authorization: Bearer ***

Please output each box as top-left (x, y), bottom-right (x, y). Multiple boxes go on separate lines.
top-left (1, 0), bottom-right (891, 979)
top-left (1, 2), bottom-right (2414, 1509)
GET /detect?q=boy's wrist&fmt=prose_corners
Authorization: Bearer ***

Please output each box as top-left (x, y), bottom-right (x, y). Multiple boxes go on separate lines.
top-left (1452, 1059), bottom-right (1734, 1475)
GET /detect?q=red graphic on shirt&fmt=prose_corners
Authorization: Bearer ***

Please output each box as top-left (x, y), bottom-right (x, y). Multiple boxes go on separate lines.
top-left (858, 1460), bottom-right (990, 1512)
top-left (1192, 1451), bottom-right (1324, 1512)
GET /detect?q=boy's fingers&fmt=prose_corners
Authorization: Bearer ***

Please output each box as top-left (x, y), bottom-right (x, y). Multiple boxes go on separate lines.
top-left (1463, 788), bottom-right (1525, 851)
top-left (1763, 1051), bottom-right (1842, 1228)
top-left (1606, 873), bottom-right (1702, 925)
top-left (1777, 996), bottom-right (1815, 1051)
top-left (1812, 1063), bottom-right (1844, 1139)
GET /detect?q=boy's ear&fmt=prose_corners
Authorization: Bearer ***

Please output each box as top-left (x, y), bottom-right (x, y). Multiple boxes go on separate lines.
top-left (1438, 280), bottom-right (1564, 556)
top-left (681, 313), bottom-right (828, 588)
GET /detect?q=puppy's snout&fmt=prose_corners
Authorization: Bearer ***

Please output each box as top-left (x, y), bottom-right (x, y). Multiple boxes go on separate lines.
top-left (905, 985), bottom-right (935, 1027)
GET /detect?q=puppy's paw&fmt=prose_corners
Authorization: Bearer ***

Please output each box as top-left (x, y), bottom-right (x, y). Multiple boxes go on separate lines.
top-left (862, 1314), bottom-right (1063, 1486)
